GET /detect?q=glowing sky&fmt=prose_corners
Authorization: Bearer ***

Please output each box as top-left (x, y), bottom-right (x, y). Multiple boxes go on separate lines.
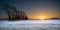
top-left (0, 0), bottom-right (60, 19)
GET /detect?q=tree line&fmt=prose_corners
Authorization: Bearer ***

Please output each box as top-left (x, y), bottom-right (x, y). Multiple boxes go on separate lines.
top-left (3, 4), bottom-right (28, 21)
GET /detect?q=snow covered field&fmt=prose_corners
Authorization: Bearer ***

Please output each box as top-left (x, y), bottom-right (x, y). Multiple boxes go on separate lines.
top-left (0, 20), bottom-right (60, 30)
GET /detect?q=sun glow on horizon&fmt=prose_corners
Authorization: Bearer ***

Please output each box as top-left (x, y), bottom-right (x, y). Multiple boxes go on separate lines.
top-left (39, 16), bottom-right (46, 20)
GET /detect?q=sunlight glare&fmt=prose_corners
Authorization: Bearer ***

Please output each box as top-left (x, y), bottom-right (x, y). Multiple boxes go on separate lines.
top-left (40, 16), bottom-right (46, 20)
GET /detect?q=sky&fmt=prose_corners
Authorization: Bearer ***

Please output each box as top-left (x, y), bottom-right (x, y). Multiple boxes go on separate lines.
top-left (0, 0), bottom-right (60, 19)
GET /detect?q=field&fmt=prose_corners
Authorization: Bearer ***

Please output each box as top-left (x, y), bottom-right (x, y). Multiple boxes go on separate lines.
top-left (0, 20), bottom-right (60, 30)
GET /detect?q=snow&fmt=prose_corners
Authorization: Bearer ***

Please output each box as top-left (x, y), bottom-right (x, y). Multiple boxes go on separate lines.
top-left (0, 20), bottom-right (60, 30)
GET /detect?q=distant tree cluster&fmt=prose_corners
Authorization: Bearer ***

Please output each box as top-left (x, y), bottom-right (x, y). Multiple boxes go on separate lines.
top-left (50, 18), bottom-right (60, 20)
top-left (3, 4), bottom-right (28, 20)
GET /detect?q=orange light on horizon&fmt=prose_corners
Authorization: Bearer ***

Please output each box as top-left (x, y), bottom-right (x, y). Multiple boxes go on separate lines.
top-left (39, 16), bottom-right (46, 20)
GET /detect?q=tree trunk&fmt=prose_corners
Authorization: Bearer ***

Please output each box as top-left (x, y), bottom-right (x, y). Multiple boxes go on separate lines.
top-left (7, 11), bottom-right (11, 20)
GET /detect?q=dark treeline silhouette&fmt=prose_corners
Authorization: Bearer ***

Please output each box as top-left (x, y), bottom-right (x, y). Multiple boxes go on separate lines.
top-left (3, 4), bottom-right (28, 21)
top-left (50, 18), bottom-right (60, 20)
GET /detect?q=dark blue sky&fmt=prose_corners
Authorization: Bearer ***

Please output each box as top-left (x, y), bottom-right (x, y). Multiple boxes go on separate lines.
top-left (0, 0), bottom-right (60, 19)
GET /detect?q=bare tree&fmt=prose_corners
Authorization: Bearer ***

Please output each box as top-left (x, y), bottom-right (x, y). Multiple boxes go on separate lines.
top-left (12, 6), bottom-right (28, 20)
top-left (3, 4), bottom-right (12, 20)
top-left (3, 4), bottom-right (28, 20)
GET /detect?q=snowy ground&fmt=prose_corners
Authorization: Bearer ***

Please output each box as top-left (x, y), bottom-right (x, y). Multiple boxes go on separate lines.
top-left (0, 20), bottom-right (60, 30)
